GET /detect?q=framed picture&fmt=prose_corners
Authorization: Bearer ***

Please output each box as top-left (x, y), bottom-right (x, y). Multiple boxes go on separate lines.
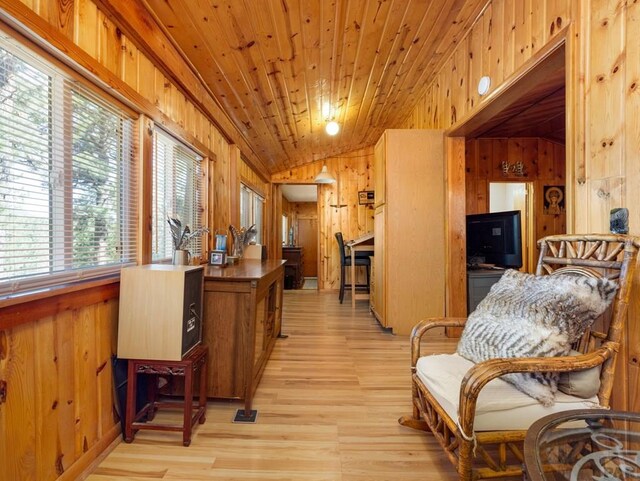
top-left (358, 190), bottom-right (375, 205)
top-left (543, 185), bottom-right (565, 215)
top-left (209, 250), bottom-right (227, 266)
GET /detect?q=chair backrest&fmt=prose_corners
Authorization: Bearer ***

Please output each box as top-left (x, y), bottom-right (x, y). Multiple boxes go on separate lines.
top-left (335, 232), bottom-right (347, 266)
top-left (535, 234), bottom-right (639, 406)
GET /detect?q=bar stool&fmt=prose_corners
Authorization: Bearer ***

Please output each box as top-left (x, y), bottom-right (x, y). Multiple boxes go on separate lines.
top-left (124, 344), bottom-right (208, 446)
top-left (335, 232), bottom-right (371, 303)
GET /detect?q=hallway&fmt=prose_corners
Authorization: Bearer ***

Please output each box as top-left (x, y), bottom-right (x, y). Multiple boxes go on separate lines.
top-left (89, 290), bottom-right (459, 480)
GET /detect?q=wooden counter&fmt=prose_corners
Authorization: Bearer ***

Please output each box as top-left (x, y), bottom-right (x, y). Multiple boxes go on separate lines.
top-left (202, 259), bottom-right (285, 413)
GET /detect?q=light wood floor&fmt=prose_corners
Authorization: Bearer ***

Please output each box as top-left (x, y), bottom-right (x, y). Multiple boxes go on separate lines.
top-left (88, 290), bottom-right (462, 481)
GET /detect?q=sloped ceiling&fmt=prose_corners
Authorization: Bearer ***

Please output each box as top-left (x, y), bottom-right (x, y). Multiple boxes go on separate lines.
top-left (142, 0), bottom-right (488, 173)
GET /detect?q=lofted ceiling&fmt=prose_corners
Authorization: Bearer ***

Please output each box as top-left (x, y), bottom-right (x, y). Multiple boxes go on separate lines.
top-left (142, 0), bottom-right (488, 173)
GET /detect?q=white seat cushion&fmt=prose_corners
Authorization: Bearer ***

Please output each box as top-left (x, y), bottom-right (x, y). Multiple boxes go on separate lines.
top-left (416, 353), bottom-right (602, 431)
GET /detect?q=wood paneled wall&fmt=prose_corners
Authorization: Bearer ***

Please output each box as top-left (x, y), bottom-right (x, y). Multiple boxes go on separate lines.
top-left (0, 1), bottom-right (266, 480)
top-left (0, 292), bottom-right (119, 481)
top-left (466, 137), bottom-right (566, 260)
top-left (402, 1), bottom-right (574, 131)
top-left (272, 148), bottom-right (374, 289)
top-left (402, 0), bottom-right (640, 411)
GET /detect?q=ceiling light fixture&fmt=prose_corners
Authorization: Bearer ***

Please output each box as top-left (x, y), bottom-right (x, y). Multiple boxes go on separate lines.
top-left (477, 76), bottom-right (491, 96)
top-left (325, 121), bottom-right (340, 136)
top-left (314, 165), bottom-right (336, 184)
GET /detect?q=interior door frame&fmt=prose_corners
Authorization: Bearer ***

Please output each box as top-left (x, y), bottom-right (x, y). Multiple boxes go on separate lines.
top-left (272, 181), bottom-right (322, 289)
top-left (444, 28), bottom-right (573, 322)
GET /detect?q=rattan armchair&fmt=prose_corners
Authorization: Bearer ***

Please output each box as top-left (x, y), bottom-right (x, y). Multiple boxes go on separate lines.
top-left (399, 234), bottom-right (639, 481)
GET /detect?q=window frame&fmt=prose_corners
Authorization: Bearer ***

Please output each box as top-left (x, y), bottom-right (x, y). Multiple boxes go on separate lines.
top-left (151, 126), bottom-right (205, 263)
top-left (0, 35), bottom-right (139, 298)
top-left (240, 182), bottom-right (265, 244)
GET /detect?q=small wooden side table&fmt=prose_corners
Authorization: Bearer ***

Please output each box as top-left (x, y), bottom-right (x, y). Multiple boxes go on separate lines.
top-left (124, 344), bottom-right (208, 446)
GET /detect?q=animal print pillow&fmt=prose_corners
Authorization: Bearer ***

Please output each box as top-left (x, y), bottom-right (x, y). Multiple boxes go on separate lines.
top-left (457, 269), bottom-right (617, 406)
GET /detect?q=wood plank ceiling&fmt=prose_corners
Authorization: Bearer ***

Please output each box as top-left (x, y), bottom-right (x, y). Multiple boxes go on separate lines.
top-left (142, 0), bottom-right (488, 173)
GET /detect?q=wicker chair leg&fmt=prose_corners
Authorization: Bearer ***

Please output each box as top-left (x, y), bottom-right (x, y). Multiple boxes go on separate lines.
top-left (398, 415), bottom-right (430, 431)
top-left (457, 438), bottom-right (474, 481)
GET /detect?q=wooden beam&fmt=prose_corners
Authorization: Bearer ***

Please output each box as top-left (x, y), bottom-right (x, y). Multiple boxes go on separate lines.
top-left (444, 136), bottom-right (467, 337)
top-left (91, 0), bottom-right (270, 178)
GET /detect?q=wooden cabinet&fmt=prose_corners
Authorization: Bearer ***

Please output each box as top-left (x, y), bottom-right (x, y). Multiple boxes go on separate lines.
top-left (282, 246), bottom-right (304, 289)
top-left (467, 269), bottom-right (505, 313)
top-left (372, 206), bottom-right (386, 325)
top-left (371, 130), bottom-right (445, 335)
top-left (202, 259), bottom-right (285, 412)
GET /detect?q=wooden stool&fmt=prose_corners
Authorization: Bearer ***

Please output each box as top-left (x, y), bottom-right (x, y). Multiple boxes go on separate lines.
top-left (124, 344), bottom-right (208, 446)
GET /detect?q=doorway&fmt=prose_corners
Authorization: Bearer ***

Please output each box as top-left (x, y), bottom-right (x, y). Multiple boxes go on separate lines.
top-left (280, 184), bottom-right (319, 290)
top-left (445, 36), bottom-right (569, 319)
top-left (489, 182), bottom-right (535, 272)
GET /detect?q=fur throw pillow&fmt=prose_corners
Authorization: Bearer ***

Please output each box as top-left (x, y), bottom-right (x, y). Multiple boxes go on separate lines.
top-left (457, 269), bottom-right (617, 406)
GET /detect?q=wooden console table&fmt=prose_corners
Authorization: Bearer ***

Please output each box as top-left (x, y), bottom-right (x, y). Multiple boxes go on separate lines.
top-left (282, 246), bottom-right (304, 289)
top-left (202, 260), bottom-right (285, 416)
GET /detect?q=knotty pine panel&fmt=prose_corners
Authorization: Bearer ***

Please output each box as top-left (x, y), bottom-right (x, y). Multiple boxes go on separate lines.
top-left (240, 159), bottom-right (269, 198)
top-left (625, 0), bottom-right (640, 414)
top-left (0, 296), bottom-right (119, 481)
top-left (401, 0), bottom-right (573, 131)
top-left (465, 138), bottom-right (566, 258)
top-left (272, 148), bottom-right (374, 290)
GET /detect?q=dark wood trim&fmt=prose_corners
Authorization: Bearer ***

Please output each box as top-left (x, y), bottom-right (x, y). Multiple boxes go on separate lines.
top-left (0, 279), bottom-right (120, 330)
top-left (138, 115), bottom-right (153, 265)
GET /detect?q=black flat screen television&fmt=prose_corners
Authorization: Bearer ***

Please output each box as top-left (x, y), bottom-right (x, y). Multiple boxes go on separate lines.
top-left (466, 210), bottom-right (523, 269)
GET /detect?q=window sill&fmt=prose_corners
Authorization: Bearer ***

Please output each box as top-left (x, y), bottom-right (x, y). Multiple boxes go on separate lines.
top-left (0, 275), bottom-right (121, 330)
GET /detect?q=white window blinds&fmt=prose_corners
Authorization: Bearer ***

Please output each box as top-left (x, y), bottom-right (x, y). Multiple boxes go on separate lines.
top-left (0, 41), bottom-right (137, 296)
top-left (152, 129), bottom-right (203, 260)
top-left (240, 183), bottom-right (264, 244)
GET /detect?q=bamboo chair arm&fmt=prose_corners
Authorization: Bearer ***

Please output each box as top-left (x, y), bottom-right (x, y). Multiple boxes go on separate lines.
top-left (457, 344), bottom-right (616, 437)
top-left (409, 317), bottom-right (467, 367)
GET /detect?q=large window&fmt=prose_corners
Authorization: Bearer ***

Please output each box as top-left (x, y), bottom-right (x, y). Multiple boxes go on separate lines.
top-left (152, 129), bottom-right (203, 260)
top-left (0, 41), bottom-right (137, 296)
top-left (240, 184), bottom-right (264, 243)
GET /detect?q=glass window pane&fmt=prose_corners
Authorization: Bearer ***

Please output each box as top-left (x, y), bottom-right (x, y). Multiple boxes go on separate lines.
top-left (0, 46), bottom-right (51, 281)
top-left (0, 41), bottom-right (137, 296)
top-left (152, 130), bottom-right (203, 260)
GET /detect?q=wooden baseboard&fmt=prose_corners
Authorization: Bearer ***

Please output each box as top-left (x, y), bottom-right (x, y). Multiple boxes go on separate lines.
top-left (60, 424), bottom-right (122, 481)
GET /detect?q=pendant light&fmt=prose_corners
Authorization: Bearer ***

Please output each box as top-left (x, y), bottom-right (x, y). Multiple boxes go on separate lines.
top-left (314, 165), bottom-right (336, 184)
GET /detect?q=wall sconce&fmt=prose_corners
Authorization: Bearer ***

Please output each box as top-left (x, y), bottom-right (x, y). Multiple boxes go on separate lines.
top-left (477, 76), bottom-right (491, 96)
top-left (325, 121), bottom-right (340, 136)
top-left (314, 165), bottom-right (336, 184)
